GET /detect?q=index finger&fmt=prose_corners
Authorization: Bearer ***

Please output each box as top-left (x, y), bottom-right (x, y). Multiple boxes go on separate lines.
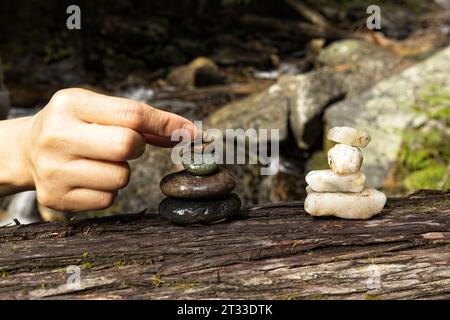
top-left (70, 88), bottom-right (197, 138)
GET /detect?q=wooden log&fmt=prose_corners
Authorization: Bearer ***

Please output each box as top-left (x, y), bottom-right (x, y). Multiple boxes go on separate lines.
top-left (155, 82), bottom-right (272, 102)
top-left (0, 190), bottom-right (448, 299)
top-left (284, 0), bottom-right (352, 40)
top-left (239, 13), bottom-right (352, 41)
top-left (285, 0), bottom-right (330, 29)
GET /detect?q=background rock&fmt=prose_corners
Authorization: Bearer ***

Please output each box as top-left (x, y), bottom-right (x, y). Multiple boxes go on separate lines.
top-left (324, 44), bottom-right (450, 189)
top-left (206, 39), bottom-right (404, 151)
top-left (288, 39), bottom-right (404, 149)
top-left (281, 70), bottom-right (346, 149)
top-left (204, 83), bottom-right (289, 142)
top-left (167, 57), bottom-right (227, 88)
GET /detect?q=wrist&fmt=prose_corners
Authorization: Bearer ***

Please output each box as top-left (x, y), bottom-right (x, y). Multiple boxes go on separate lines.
top-left (0, 116), bottom-right (35, 195)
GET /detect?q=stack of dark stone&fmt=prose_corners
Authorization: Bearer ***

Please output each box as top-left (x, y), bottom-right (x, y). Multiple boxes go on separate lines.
top-left (159, 145), bottom-right (241, 225)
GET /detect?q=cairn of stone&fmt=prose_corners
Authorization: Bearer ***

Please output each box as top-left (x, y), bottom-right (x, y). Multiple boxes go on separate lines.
top-left (304, 127), bottom-right (386, 219)
top-left (159, 135), bottom-right (241, 225)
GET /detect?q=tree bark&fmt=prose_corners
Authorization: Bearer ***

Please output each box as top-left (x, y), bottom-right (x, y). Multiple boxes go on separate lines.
top-left (0, 190), bottom-right (448, 300)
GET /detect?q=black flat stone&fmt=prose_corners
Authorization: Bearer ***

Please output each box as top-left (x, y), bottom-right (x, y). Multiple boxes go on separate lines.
top-left (159, 193), bottom-right (241, 225)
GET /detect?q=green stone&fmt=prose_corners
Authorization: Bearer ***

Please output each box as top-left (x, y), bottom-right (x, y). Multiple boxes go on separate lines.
top-left (182, 152), bottom-right (218, 176)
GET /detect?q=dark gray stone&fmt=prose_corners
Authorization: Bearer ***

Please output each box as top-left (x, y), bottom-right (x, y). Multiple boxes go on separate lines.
top-left (159, 193), bottom-right (241, 225)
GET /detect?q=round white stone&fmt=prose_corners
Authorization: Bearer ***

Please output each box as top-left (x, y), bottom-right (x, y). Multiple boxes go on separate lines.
top-left (306, 169), bottom-right (365, 193)
top-left (328, 144), bottom-right (363, 174)
top-left (327, 127), bottom-right (371, 148)
top-left (304, 188), bottom-right (386, 219)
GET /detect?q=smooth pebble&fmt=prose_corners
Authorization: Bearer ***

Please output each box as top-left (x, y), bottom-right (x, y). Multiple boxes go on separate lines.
top-left (159, 193), bottom-right (241, 225)
top-left (160, 167), bottom-right (236, 199)
top-left (182, 152), bottom-right (218, 176)
top-left (328, 144), bottom-right (363, 174)
top-left (327, 126), bottom-right (371, 148)
top-left (306, 169), bottom-right (365, 193)
top-left (304, 188), bottom-right (386, 219)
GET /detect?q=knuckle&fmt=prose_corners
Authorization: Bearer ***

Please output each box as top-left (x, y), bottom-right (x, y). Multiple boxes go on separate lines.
top-left (36, 186), bottom-right (56, 208)
top-left (153, 113), bottom-right (171, 136)
top-left (37, 113), bottom-right (71, 149)
top-left (38, 128), bottom-right (64, 149)
top-left (121, 102), bottom-right (145, 129)
top-left (116, 129), bottom-right (137, 160)
top-left (50, 89), bottom-right (74, 109)
top-left (59, 189), bottom-right (84, 212)
top-left (34, 155), bottom-right (58, 180)
top-left (112, 164), bottom-right (131, 189)
top-left (39, 162), bottom-right (58, 181)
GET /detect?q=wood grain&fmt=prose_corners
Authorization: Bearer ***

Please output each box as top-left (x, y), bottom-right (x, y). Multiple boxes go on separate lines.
top-left (0, 190), bottom-right (448, 299)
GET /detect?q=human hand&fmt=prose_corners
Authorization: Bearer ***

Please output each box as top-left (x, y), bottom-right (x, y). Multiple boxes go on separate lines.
top-left (20, 88), bottom-right (196, 212)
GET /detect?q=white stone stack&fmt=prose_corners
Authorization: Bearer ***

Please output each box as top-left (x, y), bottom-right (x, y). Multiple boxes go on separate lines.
top-left (304, 127), bottom-right (386, 219)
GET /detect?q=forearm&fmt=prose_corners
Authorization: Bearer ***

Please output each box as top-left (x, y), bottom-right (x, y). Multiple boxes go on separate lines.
top-left (0, 117), bottom-right (34, 196)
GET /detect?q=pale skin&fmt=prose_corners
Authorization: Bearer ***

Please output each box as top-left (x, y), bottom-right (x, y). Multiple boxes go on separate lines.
top-left (0, 88), bottom-right (197, 212)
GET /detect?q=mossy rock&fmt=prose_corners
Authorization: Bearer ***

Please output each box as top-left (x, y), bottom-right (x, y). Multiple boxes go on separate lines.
top-left (324, 45), bottom-right (450, 190)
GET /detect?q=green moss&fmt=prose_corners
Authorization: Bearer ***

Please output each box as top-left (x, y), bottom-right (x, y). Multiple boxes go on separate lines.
top-left (167, 279), bottom-right (201, 291)
top-left (402, 148), bottom-right (434, 171)
top-left (397, 128), bottom-right (449, 192)
top-left (81, 203), bottom-right (123, 220)
top-left (151, 275), bottom-right (163, 288)
top-left (405, 165), bottom-right (449, 190)
top-left (81, 252), bottom-right (89, 259)
top-left (278, 292), bottom-right (300, 300)
top-left (149, 274), bottom-right (202, 291)
top-left (365, 294), bottom-right (382, 300)
top-left (305, 294), bottom-right (329, 300)
top-left (80, 262), bottom-right (93, 269)
top-left (416, 84), bottom-right (450, 125)
top-left (395, 84), bottom-right (450, 193)
top-left (113, 260), bottom-right (127, 268)
top-left (0, 270), bottom-right (8, 278)
top-left (430, 107), bottom-right (450, 124)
